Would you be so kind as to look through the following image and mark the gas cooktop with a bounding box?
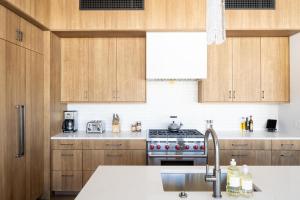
[148,129,204,139]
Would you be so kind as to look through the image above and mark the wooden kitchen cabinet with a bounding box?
[51,171,82,192]
[208,140,272,150]
[199,38,233,102]
[60,37,146,103]
[88,38,117,102]
[261,37,289,102]
[0,5,6,40]
[61,38,89,102]
[5,8,21,45]
[272,140,300,150]
[271,150,300,166]
[51,140,82,150]
[116,38,146,102]
[52,150,83,171]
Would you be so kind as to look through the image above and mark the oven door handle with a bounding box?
[148,154,208,158]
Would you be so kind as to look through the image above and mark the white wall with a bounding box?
[279,33,300,132]
[68,81,278,132]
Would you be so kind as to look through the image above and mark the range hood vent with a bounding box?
[79,0,144,10]
[225,0,275,9]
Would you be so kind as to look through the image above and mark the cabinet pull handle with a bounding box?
[20,31,24,42]
[62,174,74,177]
[106,144,122,146]
[280,154,293,157]
[60,143,74,146]
[16,105,25,158]
[232,144,248,147]
[106,154,122,157]
[232,154,248,157]
[61,154,74,157]
[229,91,232,99]
[281,144,294,147]
[232,91,236,99]
[16,29,20,41]
[262,91,265,99]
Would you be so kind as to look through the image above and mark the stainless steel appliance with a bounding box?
[86,120,105,133]
[147,129,207,166]
[62,111,78,132]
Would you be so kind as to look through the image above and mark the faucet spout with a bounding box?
[204,128,222,198]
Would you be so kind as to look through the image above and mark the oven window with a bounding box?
[161,160,194,166]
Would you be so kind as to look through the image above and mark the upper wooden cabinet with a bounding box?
[199,37,290,103]
[61,37,146,103]
[261,37,289,102]
[232,38,261,102]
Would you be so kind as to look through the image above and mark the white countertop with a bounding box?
[76,165,300,200]
[51,130,300,140]
[51,131,147,140]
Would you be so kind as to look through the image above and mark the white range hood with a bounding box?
[146,32,207,80]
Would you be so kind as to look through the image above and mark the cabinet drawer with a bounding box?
[83,171,95,186]
[83,150,105,170]
[272,140,300,150]
[51,140,82,150]
[209,150,271,166]
[104,150,146,165]
[52,150,82,171]
[272,150,300,166]
[82,140,146,150]
[51,171,82,192]
[209,140,271,150]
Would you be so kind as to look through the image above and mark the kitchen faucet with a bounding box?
[204,128,222,198]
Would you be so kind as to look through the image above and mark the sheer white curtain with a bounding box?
[206,0,226,45]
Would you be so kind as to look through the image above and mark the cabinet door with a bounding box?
[25,51,44,200]
[88,38,117,102]
[61,38,89,102]
[233,38,261,102]
[104,150,146,165]
[261,37,289,102]
[19,18,31,49]
[200,38,233,102]
[272,151,300,166]
[0,5,6,40]
[116,38,146,102]
[5,42,26,200]
[6,9,20,45]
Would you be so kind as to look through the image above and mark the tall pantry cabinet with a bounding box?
[0,5,44,200]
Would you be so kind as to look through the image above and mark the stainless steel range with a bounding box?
[147,129,207,166]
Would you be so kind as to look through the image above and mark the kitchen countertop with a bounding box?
[75,165,300,200]
[51,130,300,140]
[51,131,147,140]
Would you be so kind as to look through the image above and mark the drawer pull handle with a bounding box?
[281,144,294,147]
[106,154,122,157]
[106,144,122,147]
[61,154,74,157]
[61,174,74,177]
[280,154,293,157]
[232,144,248,147]
[232,154,248,157]
[60,144,74,146]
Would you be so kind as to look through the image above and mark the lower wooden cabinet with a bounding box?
[272,151,300,166]
[83,171,94,186]
[52,150,82,171]
[51,171,82,192]
[209,150,272,166]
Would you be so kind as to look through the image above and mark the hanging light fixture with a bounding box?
[206,0,226,45]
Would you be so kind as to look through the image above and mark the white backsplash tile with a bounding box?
[68,81,279,132]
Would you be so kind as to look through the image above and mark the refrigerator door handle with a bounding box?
[16,105,25,158]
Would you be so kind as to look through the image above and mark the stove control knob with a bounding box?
[193,145,199,150]
[165,144,170,150]
[175,145,181,151]
[156,144,161,150]
[185,145,190,150]
[150,144,155,150]
[200,145,205,150]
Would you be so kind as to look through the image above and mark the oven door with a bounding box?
[147,154,207,166]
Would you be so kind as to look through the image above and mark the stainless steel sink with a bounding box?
[161,173,261,192]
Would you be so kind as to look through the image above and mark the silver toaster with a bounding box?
[86,120,105,133]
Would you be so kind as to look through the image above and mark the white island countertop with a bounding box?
[51,130,300,140]
[76,165,300,200]
[51,131,147,140]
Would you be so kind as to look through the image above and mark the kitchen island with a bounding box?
[75,165,300,200]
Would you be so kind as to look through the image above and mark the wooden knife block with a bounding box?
[112,124,120,133]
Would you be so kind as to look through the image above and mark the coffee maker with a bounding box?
[62,111,78,132]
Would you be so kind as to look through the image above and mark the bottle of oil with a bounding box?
[240,165,253,197]
[226,159,241,196]
[240,117,245,132]
[249,116,254,132]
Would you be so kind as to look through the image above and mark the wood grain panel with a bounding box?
[83,171,94,186]
[30,0,50,27]
[209,150,272,166]
[0,5,6,40]
[88,38,117,102]
[199,38,233,102]
[82,140,146,150]
[51,171,82,192]
[5,8,20,45]
[261,37,289,102]
[272,140,300,150]
[52,150,82,171]
[271,150,300,166]
[232,37,261,102]
[83,150,105,170]
[51,140,82,150]
[61,38,89,102]
[208,140,271,150]
[116,37,146,102]
[104,150,146,165]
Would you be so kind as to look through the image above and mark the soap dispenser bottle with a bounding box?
[226,159,241,196]
[240,165,253,197]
